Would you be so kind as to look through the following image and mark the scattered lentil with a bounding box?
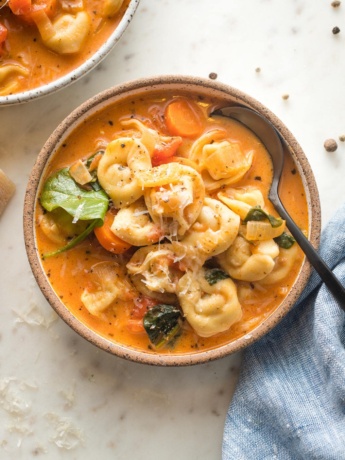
[255,67,261,73]
[332,26,341,34]
[282,93,289,100]
[339,135,345,142]
[331,1,341,7]
[324,138,338,152]
[208,72,217,80]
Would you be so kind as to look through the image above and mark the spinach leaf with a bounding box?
[40,168,108,222]
[143,304,182,348]
[244,205,283,228]
[274,232,296,249]
[40,168,109,257]
[204,268,230,286]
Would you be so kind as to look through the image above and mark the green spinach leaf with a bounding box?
[204,268,230,286]
[274,232,296,249]
[39,168,109,257]
[143,304,182,348]
[40,168,109,222]
[244,205,283,228]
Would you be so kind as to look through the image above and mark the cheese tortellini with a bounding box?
[217,236,280,282]
[81,262,133,316]
[189,129,254,191]
[181,197,240,261]
[126,244,183,304]
[34,11,91,55]
[97,137,152,208]
[176,268,242,337]
[141,163,205,237]
[0,64,29,96]
[111,198,163,246]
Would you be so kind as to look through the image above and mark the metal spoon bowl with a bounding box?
[213,105,345,308]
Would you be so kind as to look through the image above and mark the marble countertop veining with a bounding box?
[1,1,344,459]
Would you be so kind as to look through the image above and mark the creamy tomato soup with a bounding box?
[0,0,130,95]
[35,90,309,355]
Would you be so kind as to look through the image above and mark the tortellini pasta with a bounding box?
[121,118,159,155]
[217,236,280,282]
[111,198,163,246]
[181,197,240,261]
[176,268,242,337]
[141,163,205,237]
[34,12,91,55]
[218,187,265,220]
[97,137,151,208]
[81,262,133,316]
[103,0,124,17]
[259,244,299,285]
[189,130,254,191]
[0,64,29,96]
[126,244,183,304]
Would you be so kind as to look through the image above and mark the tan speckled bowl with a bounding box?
[0,0,140,106]
[23,75,321,366]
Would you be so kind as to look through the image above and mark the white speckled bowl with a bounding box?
[0,0,140,106]
[23,75,321,366]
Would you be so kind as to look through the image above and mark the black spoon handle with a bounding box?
[272,198,345,309]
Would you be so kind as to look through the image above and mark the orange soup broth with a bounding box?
[0,0,130,95]
[35,90,309,355]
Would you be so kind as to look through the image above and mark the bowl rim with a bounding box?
[0,0,140,107]
[23,75,321,366]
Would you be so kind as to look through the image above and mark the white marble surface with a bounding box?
[1,1,344,458]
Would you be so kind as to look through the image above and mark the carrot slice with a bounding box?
[165,98,204,139]
[94,209,132,254]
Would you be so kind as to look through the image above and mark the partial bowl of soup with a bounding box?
[23,75,320,366]
[0,0,139,105]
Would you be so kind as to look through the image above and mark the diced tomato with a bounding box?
[0,24,7,55]
[8,0,56,24]
[131,296,157,319]
[151,136,183,166]
[126,319,145,334]
[8,0,32,15]
[0,24,7,42]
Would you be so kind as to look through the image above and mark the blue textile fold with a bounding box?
[222,203,345,460]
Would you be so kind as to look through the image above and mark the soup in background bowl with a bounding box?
[0,0,139,105]
[23,75,320,366]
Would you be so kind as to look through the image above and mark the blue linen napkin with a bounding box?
[222,203,345,460]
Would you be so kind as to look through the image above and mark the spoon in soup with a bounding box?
[213,105,345,308]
